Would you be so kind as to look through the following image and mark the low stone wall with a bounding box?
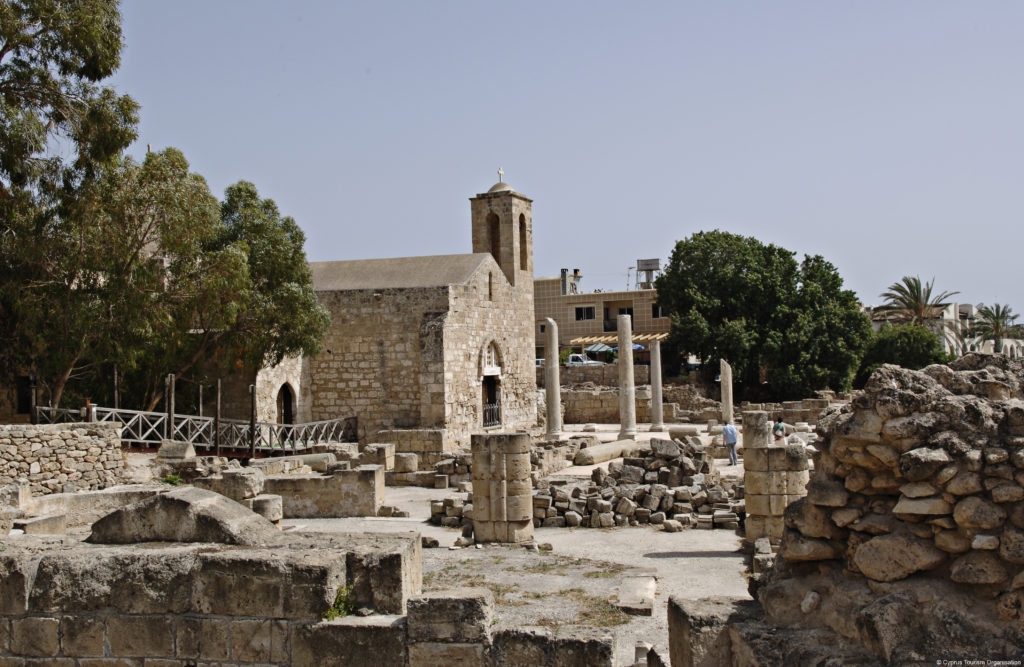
[538,364,649,387]
[375,428,455,468]
[562,386,653,423]
[0,422,126,496]
[0,536,614,665]
[263,465,384,518]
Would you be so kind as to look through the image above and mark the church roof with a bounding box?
[309,253,493,291]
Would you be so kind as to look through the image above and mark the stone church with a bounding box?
[234,177,538,463]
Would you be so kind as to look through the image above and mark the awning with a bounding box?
[611,342,647,351]
[570,332,669,345]
[584,343,613,353]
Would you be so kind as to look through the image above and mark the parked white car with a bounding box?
[565,353,604,367]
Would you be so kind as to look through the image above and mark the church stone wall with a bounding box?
[443,264,537,447]
[306,287,448,442]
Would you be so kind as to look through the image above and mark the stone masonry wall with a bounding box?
[444,263,537,446]
[0,422,125,496]
[757,355,1024,661]
[307,287,448,442]
[562,386,653,423]
[537,363,649,387]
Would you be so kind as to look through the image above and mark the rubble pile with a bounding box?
[532,437,742,530]
[752,355,1024,662]
[429,437,744,532]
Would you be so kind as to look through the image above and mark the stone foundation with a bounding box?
[263,465,385,518]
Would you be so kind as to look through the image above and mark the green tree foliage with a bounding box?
[656,231,871,400]
[971,303,1022,354]
[0,0,137,195]
[874,275,958,325]
[854,324,949,388]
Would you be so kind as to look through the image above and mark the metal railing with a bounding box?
[483,402,501,428]
[35,405,356,454]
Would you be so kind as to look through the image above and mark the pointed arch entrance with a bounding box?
[480,340,503,428]
[276,384,295,424]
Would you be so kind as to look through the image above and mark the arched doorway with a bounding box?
[481,341,502,427]
[276,384,295,424]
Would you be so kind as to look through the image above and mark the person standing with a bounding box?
[722,420,739,466]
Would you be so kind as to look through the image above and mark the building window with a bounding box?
[652,304,665,319]
[539,323,546,333]
[575,306,596,321]
[487,212,500,263]
[519,214,527,270]
[488,272,493,300]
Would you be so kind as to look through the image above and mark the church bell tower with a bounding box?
[470,168,533,287]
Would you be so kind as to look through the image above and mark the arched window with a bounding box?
[487,212,500,263]
[519,214,527,270]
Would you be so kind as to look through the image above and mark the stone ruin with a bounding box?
[670,354,1024,664]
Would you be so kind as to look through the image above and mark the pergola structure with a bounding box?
[569,332,668,347]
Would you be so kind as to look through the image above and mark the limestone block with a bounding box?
[364,443,396,471]
[156,439,196,460]
[263,465,384,518]
[778,531,840,562]
[892,495,953,515]
[667,596,760,667]
[10,616,59,656]
[407,588,493,643]
[242,493,284,523]
[853,534,946,582]
[230,618,288,663]
[291,616,407,667]
[410,642,487,666]
[953,496,1007,530]
[193,467,266,502]
[394,452,419,473]
[193,547,346,618]
[87,486,280,546]
[61,614,105,656]
[250,452,336,473]
[573,440,639,466]
[950,551,1008,584]
[13,514,66,535]
[29,545,200,614]
[107,614,174,657]
[505,494,532,522]
[491,626,615,667]
[344,532,423,614]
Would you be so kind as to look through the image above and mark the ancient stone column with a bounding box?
[720,359,734,425]
[618,314,636,440]
[544,318,562,438]
[471,432,534,543]
[649,339,664,432]
[741,410,808,546]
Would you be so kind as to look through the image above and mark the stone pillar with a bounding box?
[649,339,664,432]
[720,359,733,425]
[471,432,534,543]
[742,410,809,546]
[617,314,636,440]
[544,318,562,438]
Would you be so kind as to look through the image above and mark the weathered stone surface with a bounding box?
[784,498,844,540]
[87,486,281,546]
[573,440,640,466]
[407,588,492,643]
[264,465,384,518]
[899,448,953,482]
[662,519,683,533]
[491,625,615,667]
[953,496,1006,530]
[853,534,945,582]
[806,478,848,507]
[667,596,760,667]
[650,438,681,459]
[950,551,1008,584]
[193,468,266,502]
[892,495,952,515]
[291,616,407,667]
[1000,524,1024,564]
[779,530,840,562]
[945,471,983,495]
[934,529,972,553]
[992,483,1024,503]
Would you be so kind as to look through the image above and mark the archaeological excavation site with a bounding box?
[2,178,1023,665]
[3,351,1023,664]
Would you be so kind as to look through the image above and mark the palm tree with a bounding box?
[876,276,959,325]
[971,303,1022,354]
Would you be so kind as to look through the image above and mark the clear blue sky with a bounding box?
[109,2,1024,309]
